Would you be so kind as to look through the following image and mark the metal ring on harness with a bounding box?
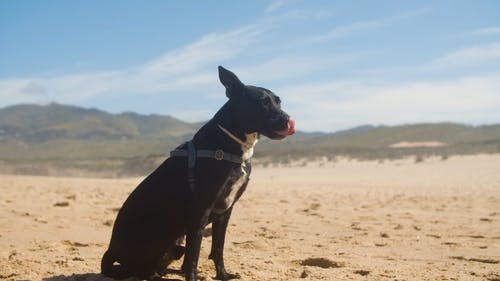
[214,150,224,160]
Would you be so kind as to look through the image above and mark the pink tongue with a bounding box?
[275,117,296,136]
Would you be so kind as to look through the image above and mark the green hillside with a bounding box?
[257,123,500,161]
[0,103,200,176]
[0,103,197,142]
[1,103,499,177]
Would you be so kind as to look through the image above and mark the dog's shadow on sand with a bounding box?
[42,273,182,281]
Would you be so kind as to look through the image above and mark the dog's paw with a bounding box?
[215,271,241,280]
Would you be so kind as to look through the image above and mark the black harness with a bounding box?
[169,140,247,192]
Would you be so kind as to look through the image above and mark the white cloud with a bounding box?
[278,74,500,131]
[309,8,429,43]
[0,79,48,105]
[264,0,287,14]
[232,53,361,84]
[0,71,126,108]
[0,23,265,108]
[138,24,262,78]
[171,108,215,123]
[469,27,500,35]
[47,71,122,100]
[354,41,500,79]
[433,42,500,67]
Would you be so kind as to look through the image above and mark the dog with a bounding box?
[101,66,295,281]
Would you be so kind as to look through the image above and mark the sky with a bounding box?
[1,0,499,132]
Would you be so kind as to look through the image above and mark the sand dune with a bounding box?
[1,155,499,280]
[388,141,447,148]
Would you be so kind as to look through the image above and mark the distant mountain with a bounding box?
[0,103,198,142]
[291,131,328,139]
[330,124,380,136]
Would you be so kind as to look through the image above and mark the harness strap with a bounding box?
[187,141,196,191]
[170,147,244,164]
[169,140,245,192]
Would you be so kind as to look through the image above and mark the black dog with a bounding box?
[101,66,295,281]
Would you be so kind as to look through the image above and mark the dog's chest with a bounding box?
[212,165,249,214]
[211,133,257,214]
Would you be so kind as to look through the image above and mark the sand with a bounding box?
[1,154,499,281]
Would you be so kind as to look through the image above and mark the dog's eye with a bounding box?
[275,97,281,104]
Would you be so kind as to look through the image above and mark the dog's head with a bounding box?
[218,66,295,140]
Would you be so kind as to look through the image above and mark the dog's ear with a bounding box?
[218,66,244,98]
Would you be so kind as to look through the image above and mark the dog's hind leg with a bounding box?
[209,209,240,280]
[101,250,133,279]
[156,237,185,275]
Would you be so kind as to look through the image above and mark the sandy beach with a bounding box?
[1,154,499,281]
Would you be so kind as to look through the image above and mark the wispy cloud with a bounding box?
[0,79,46,105]
[468,27,500,35]
[0,22,266,109]
[433,42,500,68]
[353,41,500,80]
[309,8,429,43]
[0,71,122,106]
[279,73,500,131]
[264,0,287,14]
[138,24,263,78]
[233,53,361,84]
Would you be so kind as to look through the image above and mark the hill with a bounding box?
[256,123,500,162]
[0,103,197,142]
[1,103,499,176]
[0,103,200,176]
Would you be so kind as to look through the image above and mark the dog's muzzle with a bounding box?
[273,117,296,136]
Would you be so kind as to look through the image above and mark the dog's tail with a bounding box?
[101,249,131,279]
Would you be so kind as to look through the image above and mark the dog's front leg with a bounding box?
[209,208,240,280]
[183,210,210,281]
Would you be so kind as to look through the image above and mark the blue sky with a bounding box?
[1,0,499,132]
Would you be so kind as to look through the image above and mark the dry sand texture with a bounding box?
[1,155,499,280]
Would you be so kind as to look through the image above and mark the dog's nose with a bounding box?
[274,117,296,136]
[287,117,296,135]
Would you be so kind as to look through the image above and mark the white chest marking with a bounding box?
[224,167,247,207]
[212,127,259,214]
[241,132,258,161]
[217,124,258,162]
[212,167,248,214]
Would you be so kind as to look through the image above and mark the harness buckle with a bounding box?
[214,149,224,160]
